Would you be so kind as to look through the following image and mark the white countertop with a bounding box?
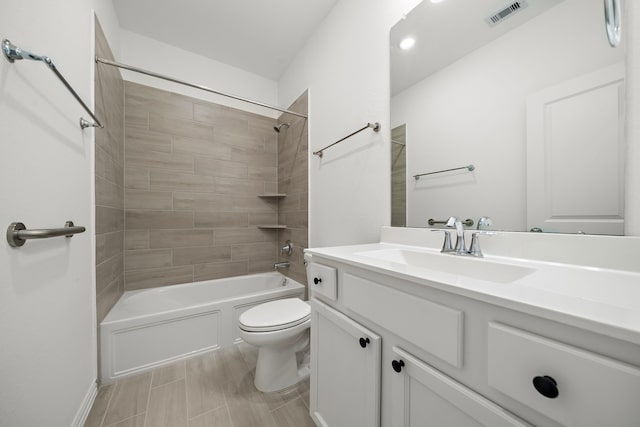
[305,240,640,346]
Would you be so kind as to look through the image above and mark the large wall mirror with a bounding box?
[390,0,626,234]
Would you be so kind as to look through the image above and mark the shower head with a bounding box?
[273,123,290,133]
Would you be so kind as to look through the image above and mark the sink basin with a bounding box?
[355,248,534,283]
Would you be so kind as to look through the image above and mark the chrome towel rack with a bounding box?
[313,122,381,158]
[414,164,475,180]
[428,218,474,227]
[2,39,103,129]
[7,221,86,247]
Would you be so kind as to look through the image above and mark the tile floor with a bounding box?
[84,343,314,427]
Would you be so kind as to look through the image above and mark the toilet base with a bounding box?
[253,333,310,393]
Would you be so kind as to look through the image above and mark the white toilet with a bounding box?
[238,298,311,392]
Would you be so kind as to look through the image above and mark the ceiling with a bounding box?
[112,0,339,81]
[390,0,565,95]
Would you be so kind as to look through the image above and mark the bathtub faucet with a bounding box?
[273,262,290,270]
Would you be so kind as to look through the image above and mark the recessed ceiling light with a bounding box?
[399,37,416,50]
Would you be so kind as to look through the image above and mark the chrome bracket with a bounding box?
[2,39,16,62]
[7,222,27,247]
[79,118,101,129]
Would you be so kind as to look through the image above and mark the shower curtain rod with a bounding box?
[95,57,308,119]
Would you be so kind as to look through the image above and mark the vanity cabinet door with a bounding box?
[390,347,531,427]
[310,299,381,427]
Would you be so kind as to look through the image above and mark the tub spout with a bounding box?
[274,262,290,270]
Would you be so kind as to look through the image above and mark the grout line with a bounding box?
[150,374,185,390]
[103,412,143,427]
[225,404,235,427]
[181,369,189,427]
[184,358,191,420]
[222,381,235,427]
[98,382,117,427]
[141,376,152,427]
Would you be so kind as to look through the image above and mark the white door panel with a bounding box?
[526,63,625,235]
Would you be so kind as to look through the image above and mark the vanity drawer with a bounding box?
[488,322,640,426]
[342,273,463,368]
[307,262,337,301]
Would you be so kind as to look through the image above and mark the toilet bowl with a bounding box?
[238,298,311,392]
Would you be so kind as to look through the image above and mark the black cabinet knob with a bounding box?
[533,375,559,399]
[313,277,322,285]
[392,359,405,373]
[359,337,370,348]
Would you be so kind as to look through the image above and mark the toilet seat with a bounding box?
[239,298,310,332]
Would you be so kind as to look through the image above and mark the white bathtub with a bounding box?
[100,272,305,383]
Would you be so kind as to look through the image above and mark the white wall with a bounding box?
[0,1,119,426]
[391,0,623,230]
[278,0,422,247]
[626,1,640,236]
[119,30,280,118]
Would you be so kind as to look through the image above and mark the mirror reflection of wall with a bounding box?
[391,125,407,227]
[390,0,626,234]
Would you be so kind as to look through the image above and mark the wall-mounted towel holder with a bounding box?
[7,221,86,247]
[313,122,381,158]
[414,164,475,180]
[2,39,103,129]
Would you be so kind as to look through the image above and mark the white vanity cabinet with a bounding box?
[306,257,640,427]
[310,298,381,427]
[390,346,530,427]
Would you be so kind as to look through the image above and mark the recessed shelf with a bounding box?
[256,224,287,229]
[258,193,287,198]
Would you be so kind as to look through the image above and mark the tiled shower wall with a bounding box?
[95,18,125,323]
[277,92,309,286]
[123,82,282,290]
[391,124,406,227]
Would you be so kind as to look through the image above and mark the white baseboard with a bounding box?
[72,380,98,427]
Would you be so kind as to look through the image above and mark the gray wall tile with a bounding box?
[125,190,173,210]
[95,16,125,323]
[194,157,248,179]
[214,228,268,245]
[126,210,194,230]
[124,249,173,271]
[125,169,150,190]
[126,148,194,172]
[125,230,149,250]
[125,127,173,153]
[149,171,215,193]
[173,192,234,212]
[173,246,232,266]
[172,136,232,159]
[149,229,213,248]
[125,266,194,290]
[149,113,214,140]
[276,92,309,288]
[194,212,249,228]
[193,261,249,282]
[123,83,294,291]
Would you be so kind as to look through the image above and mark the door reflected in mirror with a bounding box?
[390,0,626,235]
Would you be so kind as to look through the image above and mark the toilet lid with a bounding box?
[239,298,310,332]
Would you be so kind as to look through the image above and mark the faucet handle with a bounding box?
[431,229,453,253]
[476,216,493,230]
[468,231,496,257]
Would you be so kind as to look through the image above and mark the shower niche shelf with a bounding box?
[258,193,286,198]
[257,224,287,229]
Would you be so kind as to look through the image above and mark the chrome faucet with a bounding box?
[446,216,468,255]
[273,261,290,270]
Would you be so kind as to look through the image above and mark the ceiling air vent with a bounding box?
[486,0,529,27]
